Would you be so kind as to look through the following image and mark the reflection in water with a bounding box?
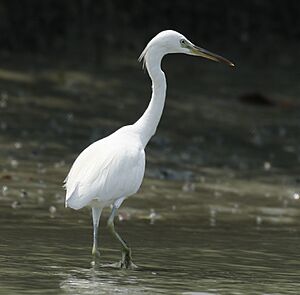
[0,59,300,294]
[1,211,299,294]
[60,267,156,295]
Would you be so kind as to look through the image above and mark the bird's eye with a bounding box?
[180,39,186,45]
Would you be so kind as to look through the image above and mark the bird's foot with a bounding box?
[91,248,101,267]
[118,248,138,270]
[116,259,138,270]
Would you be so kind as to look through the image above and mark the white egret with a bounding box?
[64,30,234,269]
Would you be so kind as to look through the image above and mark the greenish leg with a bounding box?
[107,205,137,269]
[92,207,102,259]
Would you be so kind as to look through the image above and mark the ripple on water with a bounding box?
[0,61,300,294]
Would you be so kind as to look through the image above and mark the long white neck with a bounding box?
[133,49,166,147]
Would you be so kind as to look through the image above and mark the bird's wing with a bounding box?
[65,135,145,209]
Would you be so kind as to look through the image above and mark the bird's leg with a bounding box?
[92,207,102,259]
[107,205,137,269]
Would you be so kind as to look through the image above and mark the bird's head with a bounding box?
[139,30,234,67]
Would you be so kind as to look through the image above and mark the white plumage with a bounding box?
[65,126,145,210]
[64,30,234,269]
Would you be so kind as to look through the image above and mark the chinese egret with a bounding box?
[64,30,234,269]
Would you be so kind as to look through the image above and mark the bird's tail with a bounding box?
[65,183,88,210]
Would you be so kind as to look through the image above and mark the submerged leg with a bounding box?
[92,207,102,259]
[107,204,137,269]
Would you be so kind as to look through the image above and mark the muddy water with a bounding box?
[0,56,299,294]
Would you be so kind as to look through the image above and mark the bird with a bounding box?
[64,30,234,269]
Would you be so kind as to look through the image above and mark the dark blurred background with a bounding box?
[0,0,299,167]
[1,2,300,293]
[0,0,299,64]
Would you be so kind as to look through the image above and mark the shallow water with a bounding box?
[0,56,300,294]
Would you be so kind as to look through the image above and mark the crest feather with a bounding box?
[138,44,150,69]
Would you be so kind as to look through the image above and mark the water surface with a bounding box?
[0,57,299,294]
